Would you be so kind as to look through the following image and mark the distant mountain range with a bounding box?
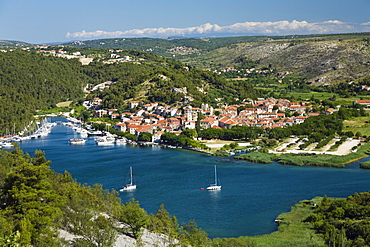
[0,40,31,48]
[2,32,370,85]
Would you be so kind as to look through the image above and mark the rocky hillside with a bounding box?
[65,33,370,86]
[179,36,370,86]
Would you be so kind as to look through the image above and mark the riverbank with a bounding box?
[240,197,326,246]
[59,197,326,247]
[235,142,370,168]
[30,116,370,169]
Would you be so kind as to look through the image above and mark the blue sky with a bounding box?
[1,0,370,44]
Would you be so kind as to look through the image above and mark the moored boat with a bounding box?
[69,138,86,145]
[1,141,13,148]
[120,166,137,191]
[95,135,115,145]
[116,138,127,145]
[206,165,222,191]
[87,130,103,137]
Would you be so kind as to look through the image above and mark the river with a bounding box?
[18,117,370,238]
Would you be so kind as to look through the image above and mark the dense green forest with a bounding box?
[0,50,87,134]
[85,58,260,109]
[305,192,370,246]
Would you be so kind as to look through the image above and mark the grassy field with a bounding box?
[343,116,370,136]
[286,91,335,101]
[285,93,370,105]
[360,160,370,169]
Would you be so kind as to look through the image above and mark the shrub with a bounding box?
[235,152,276,164]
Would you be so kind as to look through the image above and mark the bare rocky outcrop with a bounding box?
[59,228,179,247]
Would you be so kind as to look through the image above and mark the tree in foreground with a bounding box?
[1,148,64,246]
[115,199,149,239]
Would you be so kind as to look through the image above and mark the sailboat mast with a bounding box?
[130,166,133,185]
[214,165,217,185]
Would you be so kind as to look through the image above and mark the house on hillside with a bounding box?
[110,113,120,119]
[114,122,126,132]
[308,112,320,117]
[200,118,219,129]
[107,109,117,115]
[354,100,370,107]
[219,117,239,129]
[94,110,108,118]
[129,101,141,109]
[167,118,181,130]
[183,121,196,129]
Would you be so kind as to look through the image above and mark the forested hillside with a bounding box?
[63,36,266,56]
[0,49,260,135]
[0,50,87,134]
[84,56,259,109]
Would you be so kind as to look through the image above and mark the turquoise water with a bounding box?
[19,118,370,238]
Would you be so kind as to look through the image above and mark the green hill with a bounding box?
[0,40,31,48]
[0,49,260,135]
[0,50,87,134]
[63,33,370,85]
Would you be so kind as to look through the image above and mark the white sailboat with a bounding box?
[206,165,222,190]
[119,166,137,191]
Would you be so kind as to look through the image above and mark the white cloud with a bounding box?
[66,20,369,40]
